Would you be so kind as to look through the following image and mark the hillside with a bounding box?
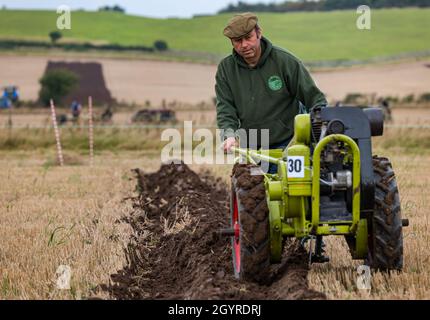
[0,8,429,62]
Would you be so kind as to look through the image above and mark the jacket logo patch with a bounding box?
[268,75,283,91]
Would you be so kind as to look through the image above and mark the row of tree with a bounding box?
[46,31,168,51]
[219,0,430,13]
[98,5,125,13]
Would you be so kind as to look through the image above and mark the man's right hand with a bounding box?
[223,137,238,153]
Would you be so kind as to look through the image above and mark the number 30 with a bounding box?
[288,159,302,172]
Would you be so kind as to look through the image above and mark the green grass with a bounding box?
[0,127,166,151]
[0,8,429,62]
[1,127,429,153]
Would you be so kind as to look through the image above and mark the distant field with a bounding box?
[2,55,430,104]
[1,108,430,153]
[0,8,429,62]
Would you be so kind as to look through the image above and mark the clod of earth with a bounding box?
[100,162,325,300]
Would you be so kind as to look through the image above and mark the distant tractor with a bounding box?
[335,102,392,123]
[379,99,392,122]
[3,86,19,103]
[57,105,114,126]
[131,109,177,124]
[58,114,69,126]
[98,105,114,124]
[0,96,11,109]
[1,86,19,108]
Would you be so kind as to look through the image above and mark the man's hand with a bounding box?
[223,137,238,153]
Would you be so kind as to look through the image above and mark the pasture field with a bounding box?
[0,8,429,62]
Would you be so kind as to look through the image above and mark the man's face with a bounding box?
[231,29,261,60]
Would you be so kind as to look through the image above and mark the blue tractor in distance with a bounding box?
[1,86,19,109]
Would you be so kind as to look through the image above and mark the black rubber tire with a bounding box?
[366,156,403,271]
[231,164,270,283]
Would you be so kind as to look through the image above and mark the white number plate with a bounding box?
[287,156,305,178]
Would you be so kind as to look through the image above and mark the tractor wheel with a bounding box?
[366,156,403,271]
[230,164,270,283]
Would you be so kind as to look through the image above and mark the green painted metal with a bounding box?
[267,199,283,262]
[231,146,282,165]
[353,219,369,259]
[293,196,309,237]
[282,118,312,240]
[231,146,282,183]
[231,128,365,264]
[292,114,311,145]
[267,181,283,201]
[311,134,361,232]
[316,225,351,235]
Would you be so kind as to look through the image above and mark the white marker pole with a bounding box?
[50,99,64,166]
[88,96,94,167]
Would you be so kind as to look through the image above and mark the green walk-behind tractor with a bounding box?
[222,106,409,283]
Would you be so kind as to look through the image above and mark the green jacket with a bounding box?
[215,37,327,145]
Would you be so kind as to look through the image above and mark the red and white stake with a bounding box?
[50,99,64,166]
[88,96,94,167]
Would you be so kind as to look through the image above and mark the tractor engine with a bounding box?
[309,106,384,222]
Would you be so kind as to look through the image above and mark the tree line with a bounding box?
[218,0,430,13]
[98,5,125,13]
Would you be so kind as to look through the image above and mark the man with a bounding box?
[215,12,327,172]
[70,100,82,123]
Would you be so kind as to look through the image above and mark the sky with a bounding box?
[0,0,289,18]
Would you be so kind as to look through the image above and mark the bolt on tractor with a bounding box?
[222,106,409,283]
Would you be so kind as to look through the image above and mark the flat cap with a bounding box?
[223,12,258,39]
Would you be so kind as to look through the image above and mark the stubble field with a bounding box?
[1,109,429,299]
